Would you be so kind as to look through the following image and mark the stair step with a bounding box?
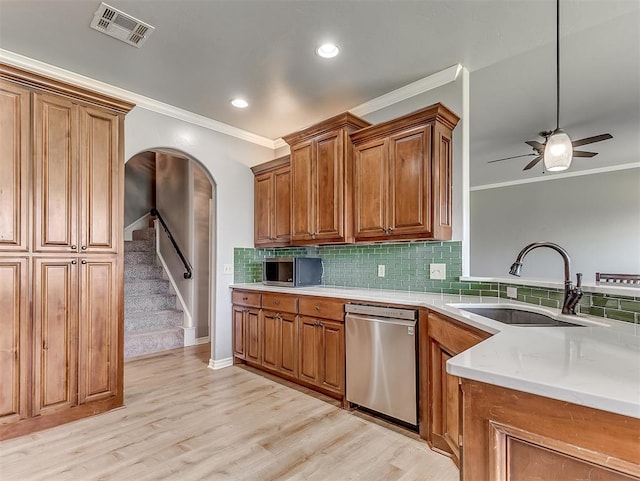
[125,279,170,297]
[125,309,183,332]
[125,264,164,281]
[132,228,155,241]
[125,293,176,313]
[125,250,156,265]
[124,240,154,252]
[124,328,184,359]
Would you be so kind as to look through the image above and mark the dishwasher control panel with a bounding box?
[345,303,416,321]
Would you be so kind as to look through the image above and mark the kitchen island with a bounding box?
[231,283,640,480]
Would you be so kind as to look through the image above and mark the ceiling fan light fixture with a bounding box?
[544,129,573,171]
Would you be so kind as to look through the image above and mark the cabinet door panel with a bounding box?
[0,259,29,423]
[291,141,314,241]
[273,167,291,243]
[433,125,453,239]
[389,127,431,235]
[262,311,279,371]
[320,320,344,394]
[354,138,387,239]
[232,306,245,359]
[32,258,78,416]
[298,316,320,384]
[279,313,298,378]
[0,81,29,252]
[314,131,342,239]
[254,172,273,245]
[245,308,261,364]
[80,107,119,253]
[78,258,119,404]
[33,93,78,252]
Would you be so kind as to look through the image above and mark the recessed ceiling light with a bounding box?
[316,43,340,58]
[230,98,249,109]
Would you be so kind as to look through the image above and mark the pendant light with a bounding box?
[544,0,573,171]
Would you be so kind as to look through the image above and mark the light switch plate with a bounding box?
[377,265,385,277]
[429,263,446,280]
[506,286,518,298]
[223,264,233,275]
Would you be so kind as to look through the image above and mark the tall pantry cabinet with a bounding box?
[0,64,134,440]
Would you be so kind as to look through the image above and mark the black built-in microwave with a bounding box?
[262,257,323,287]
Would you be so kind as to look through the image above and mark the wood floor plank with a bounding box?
[0,344,458,481]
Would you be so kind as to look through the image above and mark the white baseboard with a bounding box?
[182,326,197,346]
[196,336,210,345]
[124,213,151,241]
[208,357,233,370]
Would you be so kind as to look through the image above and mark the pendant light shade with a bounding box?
[544,128,573,171]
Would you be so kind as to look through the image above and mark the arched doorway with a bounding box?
[124,149,216,357]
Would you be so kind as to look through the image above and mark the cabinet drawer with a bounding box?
[262,293,297,313]
[232,290,261,308]
[299,297,344,321]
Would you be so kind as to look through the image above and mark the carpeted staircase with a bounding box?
[124,227,184,358]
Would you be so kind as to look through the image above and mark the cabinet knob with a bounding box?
[242,296,248,300]
[388,227,394,232]
[314,306,320,311]
[81,260,87,264]
[274,300,280,305]
[81,245,87,250]
[71,260,77,265]
[71,245,77,250]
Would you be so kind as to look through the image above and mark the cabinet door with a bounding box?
[33,93,79,253]
[32,258,78,416]
[354,137,388,240]
[0,259,29,424]
[79,106,119,253]
[245,308,261,364]
[254,172,273,246]
[319,319,344,394]
[77,258,119,404]
[0,81,30,252]
[232,306,246,360]
[313,131,343,241]
[262,310,280,372]
[279,312,298,378]
[298,316,321,385]
[388,126,431,237]
[272,167,291,244]
[290,141,314,241]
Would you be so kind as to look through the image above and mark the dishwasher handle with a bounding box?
[345,313,416,328]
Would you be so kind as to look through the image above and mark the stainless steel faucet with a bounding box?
[509,242,583,315]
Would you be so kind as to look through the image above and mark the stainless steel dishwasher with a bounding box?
[345,304,418,426]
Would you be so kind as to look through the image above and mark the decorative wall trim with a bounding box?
[124,212,151,241]
[208,357,233,370]
[154,220,193,328]
[471,162,640,191]
[0,48,276,149]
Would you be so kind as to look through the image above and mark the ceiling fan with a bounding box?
[489,0,613,172]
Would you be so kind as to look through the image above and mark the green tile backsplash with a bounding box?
[234,243,639,324]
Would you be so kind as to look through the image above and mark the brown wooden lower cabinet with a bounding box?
[298,316,345,395]
[423,311,491,467]
[461,379,640,481]
[262,309,298,378]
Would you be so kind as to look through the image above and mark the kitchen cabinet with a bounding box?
[461,379,640,481]
[350,103,459,242]
[0,64,132,441]
[251,156,291,247]
[232,290,262,363]
[261,293,298,378]
[283,112,370,245]
[423,310,491,467]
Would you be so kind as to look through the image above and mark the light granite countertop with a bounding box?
[231,283,640,419]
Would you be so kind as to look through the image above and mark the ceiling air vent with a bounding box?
[90,2,155,48]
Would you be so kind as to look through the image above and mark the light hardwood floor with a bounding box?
[0,344,459,481]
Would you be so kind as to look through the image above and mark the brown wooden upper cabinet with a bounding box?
[283,112,371,245]
[350,103,459,242]
[251,156,291,247]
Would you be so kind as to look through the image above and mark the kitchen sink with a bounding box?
[458,306,581,327]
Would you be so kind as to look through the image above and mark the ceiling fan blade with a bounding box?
[572,151,597,158]
[523,155,543,171]
[525,140,545,150]
[572,133,613,147]
[488,153,536,163]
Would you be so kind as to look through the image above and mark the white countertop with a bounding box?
[231,283,640,419]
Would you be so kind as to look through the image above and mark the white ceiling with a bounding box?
[1,0,639,185]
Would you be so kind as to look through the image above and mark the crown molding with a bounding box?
[0,49,277,149]
[349,64,462,117]
[470,162,640,191]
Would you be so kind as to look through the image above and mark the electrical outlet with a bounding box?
[223,264,233,275]
[429,263,446,280]
[377,265,385,277]
[506,286,518,298]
